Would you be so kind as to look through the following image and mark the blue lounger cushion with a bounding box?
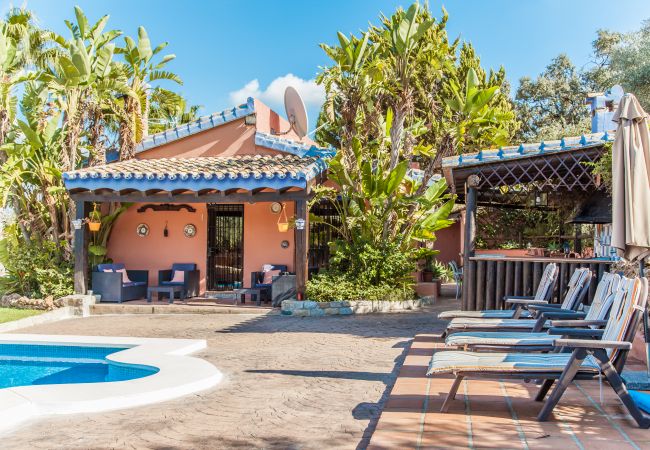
[629,391,650,413]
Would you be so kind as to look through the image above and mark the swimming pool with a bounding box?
[0,343,158,389]
[0,334,222,435]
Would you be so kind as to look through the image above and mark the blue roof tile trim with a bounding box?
[442,131,613,169]
[63,155,330,193]
[135,97,256,154]
[255,131,335,158]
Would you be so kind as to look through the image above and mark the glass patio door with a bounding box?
[207,204,244,291]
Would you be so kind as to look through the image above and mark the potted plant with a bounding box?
[418,258,449,297]
[87,203,101,232]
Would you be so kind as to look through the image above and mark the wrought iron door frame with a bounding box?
[206,204,244,291]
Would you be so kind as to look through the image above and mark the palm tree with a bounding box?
[115,26,181,160]
[148,87,201,134]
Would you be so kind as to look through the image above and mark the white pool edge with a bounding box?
[0,334,223,434]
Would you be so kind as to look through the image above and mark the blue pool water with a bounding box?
[0,343,159,389]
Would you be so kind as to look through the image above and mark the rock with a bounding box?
[339,307,354,315]
[324,308,340,315]
[309,308,325,317]
[292,309,310,317]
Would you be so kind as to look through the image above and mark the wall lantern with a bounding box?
[72,219,83,230]
[294,218,306,230]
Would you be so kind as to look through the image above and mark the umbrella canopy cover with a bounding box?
[611,93,650,261]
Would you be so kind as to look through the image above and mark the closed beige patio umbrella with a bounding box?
[611,92,650,375]
[611,93,650,261]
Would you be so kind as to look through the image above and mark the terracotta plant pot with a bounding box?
[277,222,289,233]
[88,221,101,232]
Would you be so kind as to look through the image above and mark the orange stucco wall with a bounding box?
[136,118,282,160]
[242,202,295,287]
[106,201,296,293]
[107,203,209,291]
[434,220,462,264]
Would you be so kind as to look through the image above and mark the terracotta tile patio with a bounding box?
[368,334,650,449]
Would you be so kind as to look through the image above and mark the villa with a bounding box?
[63,98,337,300]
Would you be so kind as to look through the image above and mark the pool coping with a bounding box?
[0,334,222,434]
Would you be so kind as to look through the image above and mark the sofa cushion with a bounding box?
[170,270,185,283]
[115,268,132,284]
[172,263,196,272]
[123,281,146,287]
[262,270,281,284]
[161,281,184,286]
[98,263,125,272]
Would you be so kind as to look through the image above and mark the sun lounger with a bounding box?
[427,277,650,427]
[443,268,592,336]
[445,272,621,351]
[438,263,558,320]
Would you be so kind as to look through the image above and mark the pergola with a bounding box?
[442,132,612,310]
[63,153,330,297]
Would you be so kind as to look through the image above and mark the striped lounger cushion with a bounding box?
[427,351,601,375]
[445,331,560,347]
[446,318,542,331]
[438,310,531,320]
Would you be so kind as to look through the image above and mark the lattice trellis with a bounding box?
[457,146,608,206]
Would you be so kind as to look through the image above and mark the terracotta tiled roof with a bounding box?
[63,154,329,193]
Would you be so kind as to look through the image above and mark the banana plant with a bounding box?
[445,67,512,148]
[114,25,182,159]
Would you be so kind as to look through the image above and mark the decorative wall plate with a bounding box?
[184,223,197,238]
[136,223,149,237]
[270,202,283,214]
[281,240,290,249]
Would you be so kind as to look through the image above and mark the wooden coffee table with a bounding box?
[147,285,185,304]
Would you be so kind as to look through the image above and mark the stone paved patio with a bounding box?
[3,304,451,449]
[368,335,650,449]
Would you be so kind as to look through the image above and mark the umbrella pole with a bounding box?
[641,258,650,377]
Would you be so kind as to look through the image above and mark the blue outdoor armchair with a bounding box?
[251,264,288,301]
[158,263,201,299]
[92,263,148,303]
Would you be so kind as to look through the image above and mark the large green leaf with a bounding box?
[385,160,408,195]
[17,120,42,150]
[137,26,153,63]
[74,6,89,38]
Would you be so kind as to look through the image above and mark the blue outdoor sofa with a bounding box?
[92,263,148,303]
[158,263,201,300]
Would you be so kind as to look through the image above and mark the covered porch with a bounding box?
[442,132,614,310]
[64,153,330,303]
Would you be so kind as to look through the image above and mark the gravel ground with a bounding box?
[3,303,452,449]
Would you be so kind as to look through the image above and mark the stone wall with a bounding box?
[281,297,435,317]
[0,293,93,312]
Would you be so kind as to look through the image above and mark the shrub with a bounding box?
[0,237,74,299]
[306,272,415,302]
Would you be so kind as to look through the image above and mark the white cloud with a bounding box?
[229,73,325,109]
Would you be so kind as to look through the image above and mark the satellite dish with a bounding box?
[283,86,309,138]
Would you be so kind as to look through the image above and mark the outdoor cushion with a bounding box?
[446,331,561,347]
[446,318,542,331]
[98,263,125,272]
[629,391,650,414]
[116,268,132,284]
[427,351,600,376]
[262,270,281,284]
[439,310,531,320]
[161,281,184,286]
[122,281,146,287]
[170,271,185,283]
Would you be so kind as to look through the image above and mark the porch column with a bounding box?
[294,198,308,298]
[73,200,89,294]
[462,175,479,310]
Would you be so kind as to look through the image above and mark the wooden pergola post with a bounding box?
[73,200,89,294]
[294,198,308,298]
[462,175,479,310]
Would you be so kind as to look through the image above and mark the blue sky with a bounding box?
[5,0,650,131]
